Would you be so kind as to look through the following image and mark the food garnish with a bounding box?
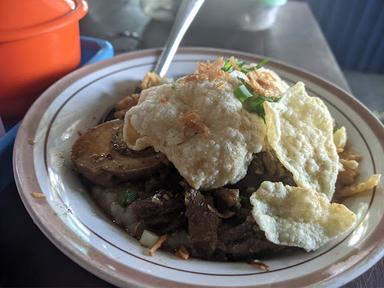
[176,247,190,260]
[264,82,339,199]
[221,57,269,74]
[123,80,266,189]
[71,56,381,264]
[148,235,167,256]
[221,57,281,118]
[247,259,270,272]
[333,126,347,152]
[117,186,138,207]
[31,191,45,199]
[250,181,356,251]
[336,174,381,197]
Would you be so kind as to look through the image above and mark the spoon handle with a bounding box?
[153,0,205,77]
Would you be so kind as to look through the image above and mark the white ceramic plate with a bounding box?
[14,48,384,287]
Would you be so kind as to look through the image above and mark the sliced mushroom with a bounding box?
[71,120,167,186]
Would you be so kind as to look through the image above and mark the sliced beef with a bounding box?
[235,151,295,195]
[260,151,295,185]
[162,230,192,253]
[217,216,284,260]
[185,189,220,258]
[130,190,186,234]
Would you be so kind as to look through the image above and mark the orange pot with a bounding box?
[0,0,88,122]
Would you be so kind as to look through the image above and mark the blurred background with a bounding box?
[80,0,384,121]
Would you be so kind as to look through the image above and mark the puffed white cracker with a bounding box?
[333,126,347,150]
[124,79,266,190]
[250,181,356,251]
[264,82,339,199]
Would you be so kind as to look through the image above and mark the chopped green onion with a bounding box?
[244,96,266,117]
[234,84,253,102]
[221,60,234,72]
[241,59,269,74]
[236,60,245,68]
[244,95,281,118]
[256,58,269,69]
[240,67,252,74]
[118,187,138,207]
[222,57,269,74]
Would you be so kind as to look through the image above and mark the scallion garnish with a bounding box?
[221,60,234,72]
[118,187,138,207]
[221,58,269,74]
[244,95,281,118]
[234,84,253,102]
[256,58,269,69]
[221,57,278,118]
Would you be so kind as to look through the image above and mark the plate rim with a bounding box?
[13,47,384,288]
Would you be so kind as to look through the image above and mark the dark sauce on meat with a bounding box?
[83,152,298,261]
[72,114,300,261]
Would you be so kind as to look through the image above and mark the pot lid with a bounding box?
[0,0,88,42]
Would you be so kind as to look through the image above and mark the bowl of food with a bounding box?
[13,47,384,287]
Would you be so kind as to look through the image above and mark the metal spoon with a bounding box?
[153,0,205,77]
[103,0,204,122]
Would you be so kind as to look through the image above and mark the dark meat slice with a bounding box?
[162,230,192,253]
[71,120,168,187]
[217,216,285,260]
[235,151,295,195]
[130,190,186,234]
[219,216,261,244]
[185,189,220,258]
[260,151,295,185]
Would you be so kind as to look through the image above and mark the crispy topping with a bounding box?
[333,127,347,151]
[247,259,270,271]
[337,168,359,187]
[339,150,362,161]
[176,247,190,260]
[179,58,232,83]
[337,174,381,197]
[114,94,140,119]
[31,192,45,199]
[264,82,339,199]
[196,58,231,81]
[340,159,359,171]
[179,111,210,137]
[251,181,356,252]
[159,97,169,104]
[148,234,167,256]
[141,72,163,90]
[336,149,361,189]
[246,70,281,97]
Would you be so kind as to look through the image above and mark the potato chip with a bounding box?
[264,82,339,199]
[333,126,347,150]
[337,168,358,186]
[340,159,359,171]
[337,174,381,197]
[250,181,356,251]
